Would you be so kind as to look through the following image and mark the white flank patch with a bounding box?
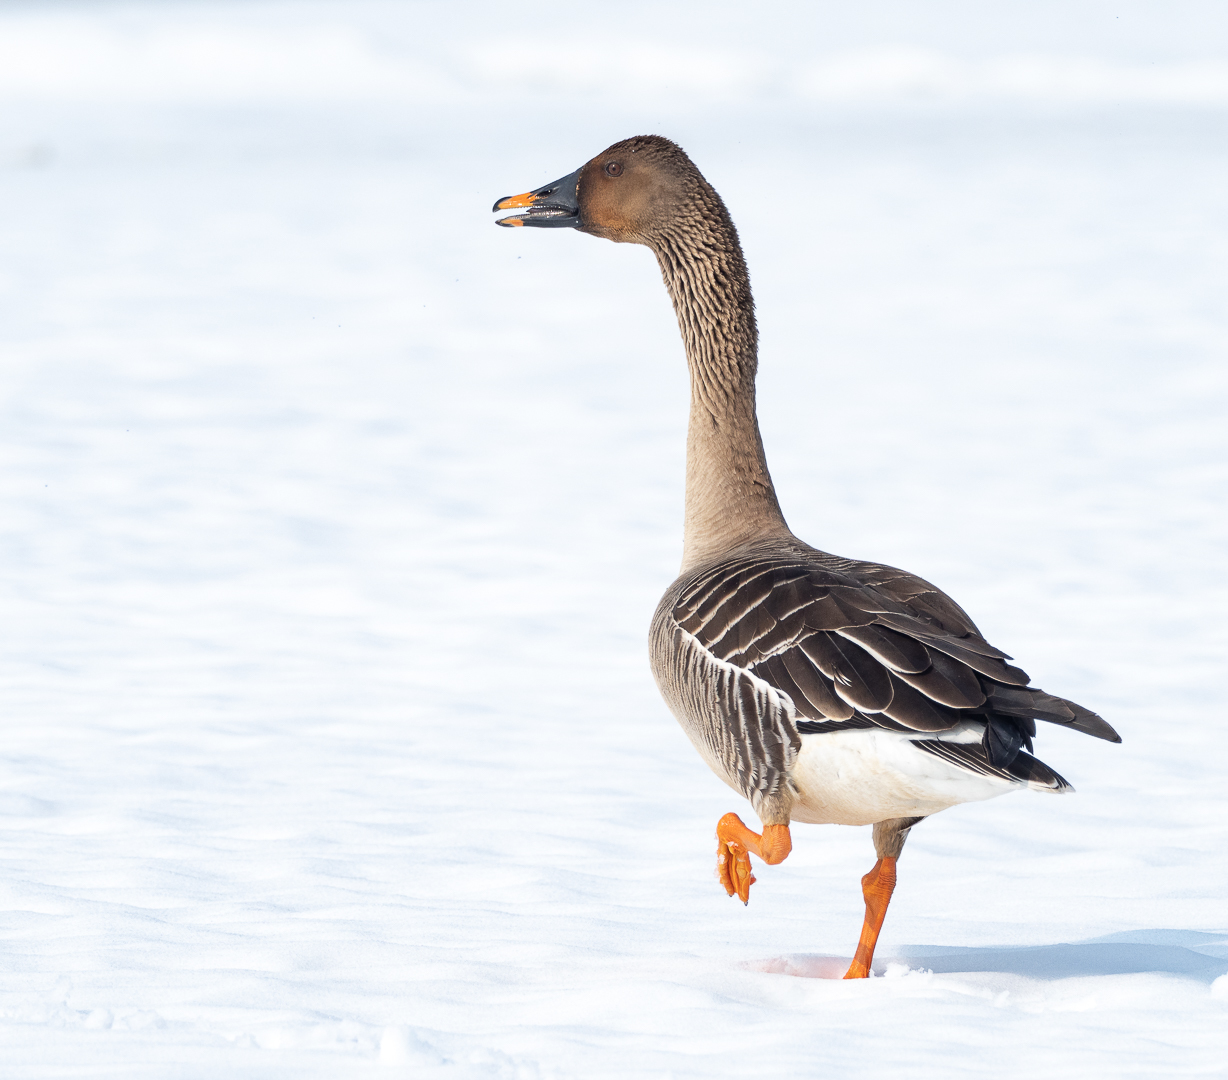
[790,727,1017,825]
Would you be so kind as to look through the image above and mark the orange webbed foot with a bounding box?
[715,813,792,905]
[717,826,755,903]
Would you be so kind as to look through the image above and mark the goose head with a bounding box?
[492,135,699,246]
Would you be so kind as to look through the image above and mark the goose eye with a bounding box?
[605,161,623,177]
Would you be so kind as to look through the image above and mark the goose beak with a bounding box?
[492,167,582,228]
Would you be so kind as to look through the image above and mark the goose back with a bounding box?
[650,537,1119,822]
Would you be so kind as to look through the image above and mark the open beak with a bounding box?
[492,167,582,228]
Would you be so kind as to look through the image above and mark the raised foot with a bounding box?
[715,812,792,905]
[717,815,751,909]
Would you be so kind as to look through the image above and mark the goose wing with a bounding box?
[671,548,1119,773]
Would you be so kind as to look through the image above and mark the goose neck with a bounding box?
[652,214,790,572]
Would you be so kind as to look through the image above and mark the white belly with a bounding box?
[789,725,1019,826]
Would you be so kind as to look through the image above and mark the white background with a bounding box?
[1,1,1226,1075]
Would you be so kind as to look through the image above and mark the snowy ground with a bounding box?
[2,1,1227,1076]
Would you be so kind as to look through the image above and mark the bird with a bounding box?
[492,136,1120,979]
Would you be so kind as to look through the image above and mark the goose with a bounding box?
[492,136,1120,979]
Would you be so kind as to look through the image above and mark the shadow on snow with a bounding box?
[750,930,1228,983]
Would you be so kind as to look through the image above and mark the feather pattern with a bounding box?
[650,616,801,822]
[651,538,1119,806]
[913,740,1073,793]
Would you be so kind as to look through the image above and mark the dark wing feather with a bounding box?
[914,739,1073,791]
[778,648,854,720]
[755,655,809,715]
[854,562,982,637]
[920,638,1030,686]
[733,609,808,667]
[881,673,959,731]
[894,649,986,708]
[679,565,779,640]
[984,684,1121,742]
[835,624,930,673]
[669,545,1120,782]
[800,632,893,712]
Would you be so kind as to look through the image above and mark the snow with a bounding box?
[1,1,1226,1076]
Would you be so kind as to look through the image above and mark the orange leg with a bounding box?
[843,857,897,979]
[715,812,792,904]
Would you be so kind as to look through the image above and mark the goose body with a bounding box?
[494,136,1119,977]
[650,537,1111,830]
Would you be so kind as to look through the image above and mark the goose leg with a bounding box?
[716,812,792,904]
[843,857,897,979]
[844,816,923,979]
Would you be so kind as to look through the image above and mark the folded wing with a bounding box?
[672,550,1120,772]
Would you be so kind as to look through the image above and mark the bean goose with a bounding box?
[492,136,1120,979]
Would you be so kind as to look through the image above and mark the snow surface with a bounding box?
[2,1,1227,1076]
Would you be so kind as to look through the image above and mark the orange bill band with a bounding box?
[493,191,538,210]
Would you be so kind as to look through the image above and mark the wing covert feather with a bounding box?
[779,647,855,720]
[800,633,894,712]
